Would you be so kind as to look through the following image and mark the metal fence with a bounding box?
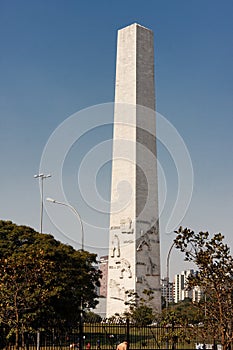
[3,322,217,350]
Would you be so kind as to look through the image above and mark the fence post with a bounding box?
[79,315,84,350]
[36,331,40,350]
[171,321,176,350]
[126,318,130,350]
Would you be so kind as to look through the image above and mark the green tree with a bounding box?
[124,289,157,326]
[84,311,102,323]
[160,310,188,350]
[0,220,101,348]
[163,298,204,326]
[160,299,205,349]
[174,227,233,350]
[0,251,53,347]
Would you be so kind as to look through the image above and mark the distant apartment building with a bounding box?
[99,255,108,297]
[90,256,108,319]
[161,277,174,304]
[174,270,193,303]
[174,269,202,303]
[192,285,202,303]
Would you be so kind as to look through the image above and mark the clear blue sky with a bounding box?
[0,0,232,278]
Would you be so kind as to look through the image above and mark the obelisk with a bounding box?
[106,23,161,317]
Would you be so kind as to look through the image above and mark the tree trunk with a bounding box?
[15,327,19,350]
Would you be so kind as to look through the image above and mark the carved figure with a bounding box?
[116,258,132,279]
[109,279,126,301]
[120,217,134,234]
[146,255,156,275]
[111,234,120,258]
[136,231,151,252]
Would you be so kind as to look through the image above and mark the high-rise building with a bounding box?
[161,278,174,304]
[174,269,202,303]
[106,23,161,317]
[192,285,202,303]
[174,270,193,303]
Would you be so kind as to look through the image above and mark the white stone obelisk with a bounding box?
[106,23,161,317]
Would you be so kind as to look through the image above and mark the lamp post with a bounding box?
[46,197,84,250]
[46,197,84,349]
[34,173,51,233]
[166,241,175,309]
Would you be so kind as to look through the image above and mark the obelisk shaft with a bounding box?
[107,23,161,317]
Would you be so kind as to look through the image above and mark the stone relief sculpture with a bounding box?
[136,275,151,289]
[109,279,126,301]
[111,234,120,258]
[115,258,132,279]
[146,255,156,275]
[136,231,151,252]
[120,217,134,234]
[147,222,159,236]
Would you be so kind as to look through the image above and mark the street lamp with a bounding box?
[46,197,85,350]
[46,198,84,251]
[34,173,51,233]
[166,241,175,309]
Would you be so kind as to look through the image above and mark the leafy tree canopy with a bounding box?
[123,289,157,326]
[162,298,204,326]
[174,227,233,350]
[0,220,102,344]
